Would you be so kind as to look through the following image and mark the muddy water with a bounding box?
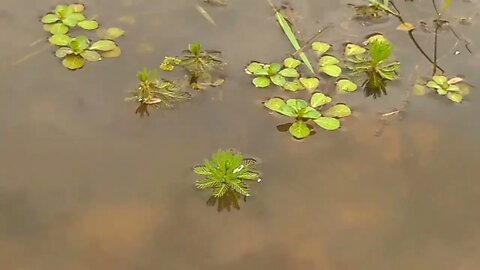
[1,0,480,269]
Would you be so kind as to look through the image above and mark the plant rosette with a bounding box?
[426,75,468,103]
[264,93,352,139]
[51,35,119,69]
[41,4,99,34]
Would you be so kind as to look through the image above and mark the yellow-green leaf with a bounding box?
[90,40,117,51]
[62,55,85,70]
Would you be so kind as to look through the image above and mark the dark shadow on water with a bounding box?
[206,190,246,212]
[135,104,151,117]
[363,73,388,99]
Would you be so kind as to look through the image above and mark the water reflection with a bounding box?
[363,72,388,99]
[206,190,246,212]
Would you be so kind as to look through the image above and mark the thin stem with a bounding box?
[433,25,439,75]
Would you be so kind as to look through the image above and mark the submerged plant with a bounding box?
[194,149,261,200]
[425,75,469,103]
[265,93,352,139]
[245,58,319,91]
[160,43,225,90]
[51,35,119,70]
[345,35,400,97]
[127,68,191,111]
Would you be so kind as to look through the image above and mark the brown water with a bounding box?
[1,0,480,269]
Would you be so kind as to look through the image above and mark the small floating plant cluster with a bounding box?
[127,42,226,116]
[41,3,124,70]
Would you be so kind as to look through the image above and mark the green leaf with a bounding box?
[160,56,181,71]
[324,104,352,118]
[432,75,447,85]
[283,57,301,68]
[437,88,448,95]
[345,43,366,56]
[252,76,271,88]
[319,55,340,66]
[279,68,300,78]
[270,74,287,86]
[62,55,85,70]
[54,4,69,16]
[312,41,331,55]
[426,80,442,89]
[310,92,332,108]
[278,105,298,117]
[78,20,99,30]
[66,13,85,22]
[274,11,314,74]
[320,65,342,77]
[213,185,228,197]
[245,62,264,74]
[62,17,79,27]
[265,98,286,113]
[447,92,463,103]
[238,171,260,180]
[369,40,393,64]
[189,42,202,54]
[268,63,282,75]
[48,34,71,46]
[55,47,73,58]
[193,166,211,176]
[70,36,90,53]
[49,23,69,35]
[447,85,460,92]
[245,62,268,75]
[301,107,322,119]
[313,117,341,131]
[413,83,427,96]
[289,121,311,139]
[90,40,117,51]
[286,99,308,111]
[283,81,304,92]
[81,50,102,62]
[41,13,59,23]
[69,4,85,13]
[336,79,358,92]
[104,27,125,39]
[299,77,320,91]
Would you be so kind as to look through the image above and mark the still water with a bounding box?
[1,0,480,269]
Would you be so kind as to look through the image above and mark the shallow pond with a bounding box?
[1,0,480,269]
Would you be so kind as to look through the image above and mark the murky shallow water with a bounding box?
[1,0,480,269]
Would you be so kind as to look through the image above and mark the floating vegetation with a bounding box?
[41,3,124,70]
[345,35,400,98]
[194,149,261,209]
[160,43,226,90]
[424,76,469,103]
[349,3,385,20]
[265,93,352,139]
[245,58,320,91]
[126,68,191,116]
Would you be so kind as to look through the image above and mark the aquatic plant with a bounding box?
[160,43,225,90]
[345,35,400,97]
[245,58,319,91]
[41,3,124,70]
[52,36,118,70]
[194,149,261,199]
[127,68,191,109]
[425,75,469,103]
[41,4,98,34]
[265,93,352,139]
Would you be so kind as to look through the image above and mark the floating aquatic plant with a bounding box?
[345,35,400,97]
[265,93,352,139]
[245,58,319,91]
[425,75,469,103]
[194,149,261,200]
[127,68,191,113]
[41,3,124,70]
[41,4,97,34]
[160,43,225,90]
[52,35,119,70]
